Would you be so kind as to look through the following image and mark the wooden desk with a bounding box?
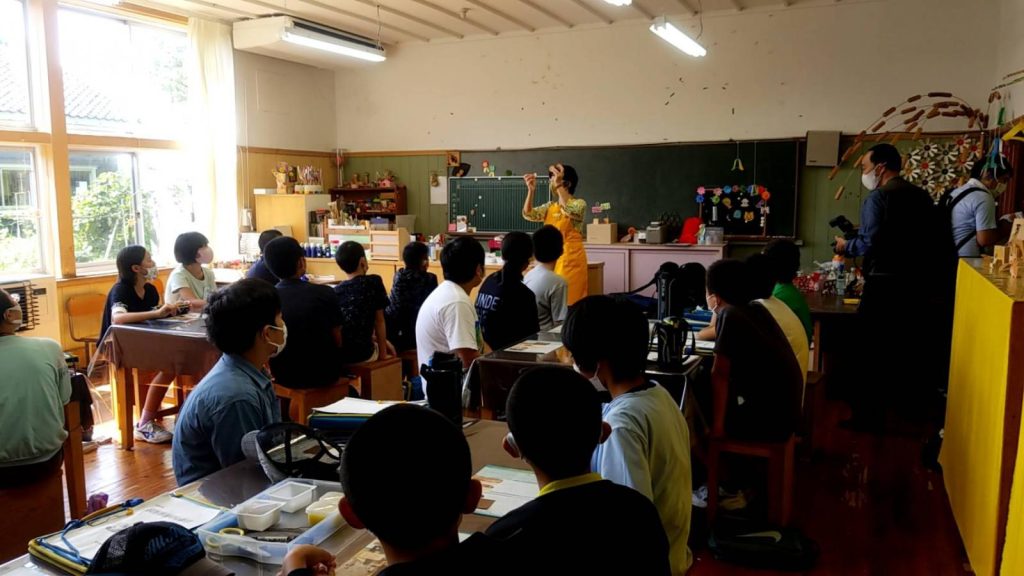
[803,291,859,373]
[940,259,1024,576]
[103,318,221,450]
[0,420,523,575]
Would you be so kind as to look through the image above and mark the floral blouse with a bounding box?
[524,197,587,234]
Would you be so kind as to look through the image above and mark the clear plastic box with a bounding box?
[197,479,346,565]
[264,481,317,513]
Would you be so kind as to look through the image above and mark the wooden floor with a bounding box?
[75,399,971,575]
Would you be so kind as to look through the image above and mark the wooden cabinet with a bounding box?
[584,243,727,296]
[369,228,410,261]
[329,186,408,221]
[254,194,332,242]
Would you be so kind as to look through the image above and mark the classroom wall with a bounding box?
[997,0,1024,107]
[335,0,998,151]
[235,51,337,151]
[343,154,449,237]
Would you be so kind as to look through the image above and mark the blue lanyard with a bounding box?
[37,498,145,567]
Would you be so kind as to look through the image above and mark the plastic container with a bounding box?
[265,481,317,513]
[305,500,337,526]
[198,479,346,565]
[236,500,283,531]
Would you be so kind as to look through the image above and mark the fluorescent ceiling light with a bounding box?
[650,16,706,58]
[604,0,632,5]
[282,29,386,63]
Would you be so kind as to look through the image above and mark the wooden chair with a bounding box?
[66,294,106,365]
[800,372,827,456]
[150,277,165,303]
[399,349,420,379]
[346,356,403,400]
[707,434,797,526]
[0,402,86,562]
[274,377,356,424]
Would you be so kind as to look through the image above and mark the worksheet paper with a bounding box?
[504,340,562,355]
[473,465,539,518]
[42,496,221,561]
[313,397,417,415]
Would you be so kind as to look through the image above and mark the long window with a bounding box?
[0,147,42,273]
[59,7,187,138]
[0,0,32,129]
[70,150,193,268]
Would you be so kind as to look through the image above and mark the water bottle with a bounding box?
[836,260,846,296]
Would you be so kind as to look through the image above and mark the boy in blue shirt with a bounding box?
[172,279,284,485]
[487,366,671,575]
[562,296,693,575]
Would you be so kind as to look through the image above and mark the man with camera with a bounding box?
[833,144,952,431]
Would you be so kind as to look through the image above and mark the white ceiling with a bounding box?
[137,0,840,45]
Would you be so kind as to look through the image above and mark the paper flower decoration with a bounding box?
[906,136,982,199]
[697,186,706,195]
[723,198,732,209]
[724,186,732,194]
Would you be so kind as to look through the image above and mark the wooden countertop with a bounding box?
[965,258,1024,302]
[583,242,727,250]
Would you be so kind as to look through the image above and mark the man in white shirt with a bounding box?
[415,237,485,371]
[947,158,1012,257]
[562,295,692,576]
[524,225,569,331]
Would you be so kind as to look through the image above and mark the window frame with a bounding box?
[0,144,49,274]
[0,0,37,131]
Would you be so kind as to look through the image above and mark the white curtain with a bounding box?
[188,18,238,260]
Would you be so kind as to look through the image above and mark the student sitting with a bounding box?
[748,253,809,382]
[763,239,813,341]
[0,288,71,482]
[102,246,181,443]
[706,259,803,443]
[562,296,693,575]
[338,404,504,575]
[524,225,569,331]
[166,231,217,309]
[246,229,284,284]
[415,237,484,372]
[263,236,344,390]
[475,232,540,350]
[385,241,438,353]
[172,279,283,485]
[487,366,671,575]
[334,241,395,364]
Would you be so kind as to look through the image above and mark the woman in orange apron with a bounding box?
[522,164,588,305]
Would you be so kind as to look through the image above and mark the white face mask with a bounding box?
[267,323,287,357]
[573,362,606,392]
[861,166,881,191]
[993,182,1008,198]
[705,293,720,315]
[144,266,159,281]
[4,308,22,330]
[196,246,214,265]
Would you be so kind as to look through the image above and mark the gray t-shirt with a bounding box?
[950,179,997,258]
[523,265,568,331]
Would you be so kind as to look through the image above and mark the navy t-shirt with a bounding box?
[246,257,278,285]
[270,278,344,389]
[475,268,540,351]
[385,268,438,352]
[100,282,160,340]
[334,275,389,363]
[715,303,803,441]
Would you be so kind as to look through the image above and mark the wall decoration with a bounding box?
[903,136,981,199]
[697,184,770,236]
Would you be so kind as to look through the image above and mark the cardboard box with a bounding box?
[587,221,618,244]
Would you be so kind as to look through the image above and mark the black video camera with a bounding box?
[829,215,857,240]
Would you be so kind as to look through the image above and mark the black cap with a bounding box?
[86,521,233,576]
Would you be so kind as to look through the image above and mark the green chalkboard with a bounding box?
[448,176,549,233]
[460,140,803,238]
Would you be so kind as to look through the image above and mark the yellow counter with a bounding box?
[940,259,1024,576]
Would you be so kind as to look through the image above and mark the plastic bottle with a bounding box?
[834,256,846,296]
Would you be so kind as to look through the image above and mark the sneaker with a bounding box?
[134,420,173,444]
[82,440,98,454]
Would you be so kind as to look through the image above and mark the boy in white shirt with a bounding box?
[415,237,485,372]
[562,295,693,576]
[524,225,569,331]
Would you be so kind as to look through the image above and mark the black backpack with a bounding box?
[708,518,820,571]
[937,186,988,252]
